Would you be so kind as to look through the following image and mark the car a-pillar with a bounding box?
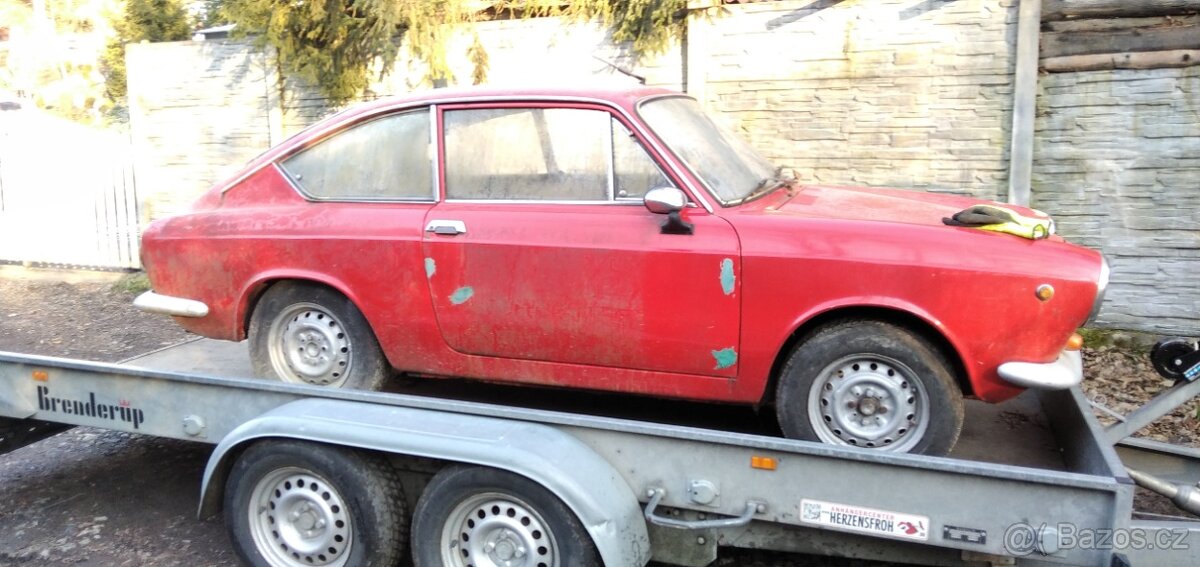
[219,437,613,567]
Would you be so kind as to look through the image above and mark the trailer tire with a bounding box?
[249,281,388,390]
[776,320,963,455]
[412,465,600,567]
[225,440,407,567]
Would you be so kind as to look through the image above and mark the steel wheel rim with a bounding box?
[807,354,931,452]
[267,302,352,387]
[249,467,353,567]
[440,492,560,567]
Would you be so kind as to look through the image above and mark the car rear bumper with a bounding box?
[134,291,209,318]
[997,349,1083,390]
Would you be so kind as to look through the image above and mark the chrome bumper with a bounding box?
[134,291,209,318]
[997,349,1083,390]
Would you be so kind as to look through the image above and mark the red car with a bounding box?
[136,86,1108,455]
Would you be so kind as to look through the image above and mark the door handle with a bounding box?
[425,220,467,236]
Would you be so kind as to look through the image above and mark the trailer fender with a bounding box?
[199,398,650,567]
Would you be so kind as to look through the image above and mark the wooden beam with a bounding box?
[1042,49,1200,72]
[1042,23,1200,58]
[1043,0,1200,21]
[1044,15,1200,33]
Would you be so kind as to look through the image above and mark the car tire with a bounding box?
[411,465,601,567]
[224,440,408,567]
[249,281,389,390]
[775,320,964,456]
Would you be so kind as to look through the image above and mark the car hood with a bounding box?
[755,184,1047,227]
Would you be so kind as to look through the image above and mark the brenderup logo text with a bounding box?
[37,386,145,429]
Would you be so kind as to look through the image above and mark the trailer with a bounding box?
[2,338,1200,567]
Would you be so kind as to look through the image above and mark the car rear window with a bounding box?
[281,110,432,201]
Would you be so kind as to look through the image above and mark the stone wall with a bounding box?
[282,17,685,134]
[693,0,1018,201]
[1034,66,1200,333]
[126,40,281,220]
[126,19,683,220]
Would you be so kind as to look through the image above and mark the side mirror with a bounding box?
[643,187,687,214]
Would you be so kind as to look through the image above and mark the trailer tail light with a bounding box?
[751,455,777,470]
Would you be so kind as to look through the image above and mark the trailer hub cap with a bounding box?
[808,355,930,452]
[250,467,352,567]
[268,302,352,388]
[443,493,559,567]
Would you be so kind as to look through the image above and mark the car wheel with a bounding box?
[411,465,601,567]
[224,440,408,567]
[249,282,389,390]
[775,320,964,455]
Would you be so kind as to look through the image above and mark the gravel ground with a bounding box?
[0,270,231,567]
[0,269,1195,566]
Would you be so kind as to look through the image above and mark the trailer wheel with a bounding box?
[225,440,407,567]
[249,281,388,390]
[776,320,964,455]
[412,465,600,567]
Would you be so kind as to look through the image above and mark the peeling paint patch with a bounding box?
[719,258,735,296]
[424,258,436,278]
[450,286,474,305]
[712,347,737,370]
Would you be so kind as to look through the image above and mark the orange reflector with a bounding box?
[32,370,49,381]
[1036,284,1055,301]
[751,456,777,470]
[1066,333,1084,351]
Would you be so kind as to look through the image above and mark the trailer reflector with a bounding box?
[32,370,49,381]
[751,455,777,470]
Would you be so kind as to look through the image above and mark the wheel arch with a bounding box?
[763,305,972,407]
[235,271,373,341]
[199,398,651,567]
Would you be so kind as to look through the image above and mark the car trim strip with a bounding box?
[442,199,643,206]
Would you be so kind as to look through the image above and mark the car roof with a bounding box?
[362,84,679,109]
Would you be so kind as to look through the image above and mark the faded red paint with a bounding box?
[140,86,1104,406]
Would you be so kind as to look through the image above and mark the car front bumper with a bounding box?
[997,349,1083,390]
[134,291,209,318]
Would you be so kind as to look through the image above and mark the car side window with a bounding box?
[612,118,672,200]
[444,107,610,201]
[281,110,432,201]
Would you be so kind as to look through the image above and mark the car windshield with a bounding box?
[638,96,779,205]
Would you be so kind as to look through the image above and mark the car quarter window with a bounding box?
[612,119,672,200]
[280,110,432,201]
[443,107,674,202]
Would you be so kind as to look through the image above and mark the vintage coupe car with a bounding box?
[136,86,1108,455]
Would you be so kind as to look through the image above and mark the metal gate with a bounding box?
[0,108,141,269]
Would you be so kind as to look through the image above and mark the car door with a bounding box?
[422,103,742,378]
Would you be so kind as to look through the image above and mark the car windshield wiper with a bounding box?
[730,175,788,206]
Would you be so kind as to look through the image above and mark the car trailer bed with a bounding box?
[2,339,1199,567]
